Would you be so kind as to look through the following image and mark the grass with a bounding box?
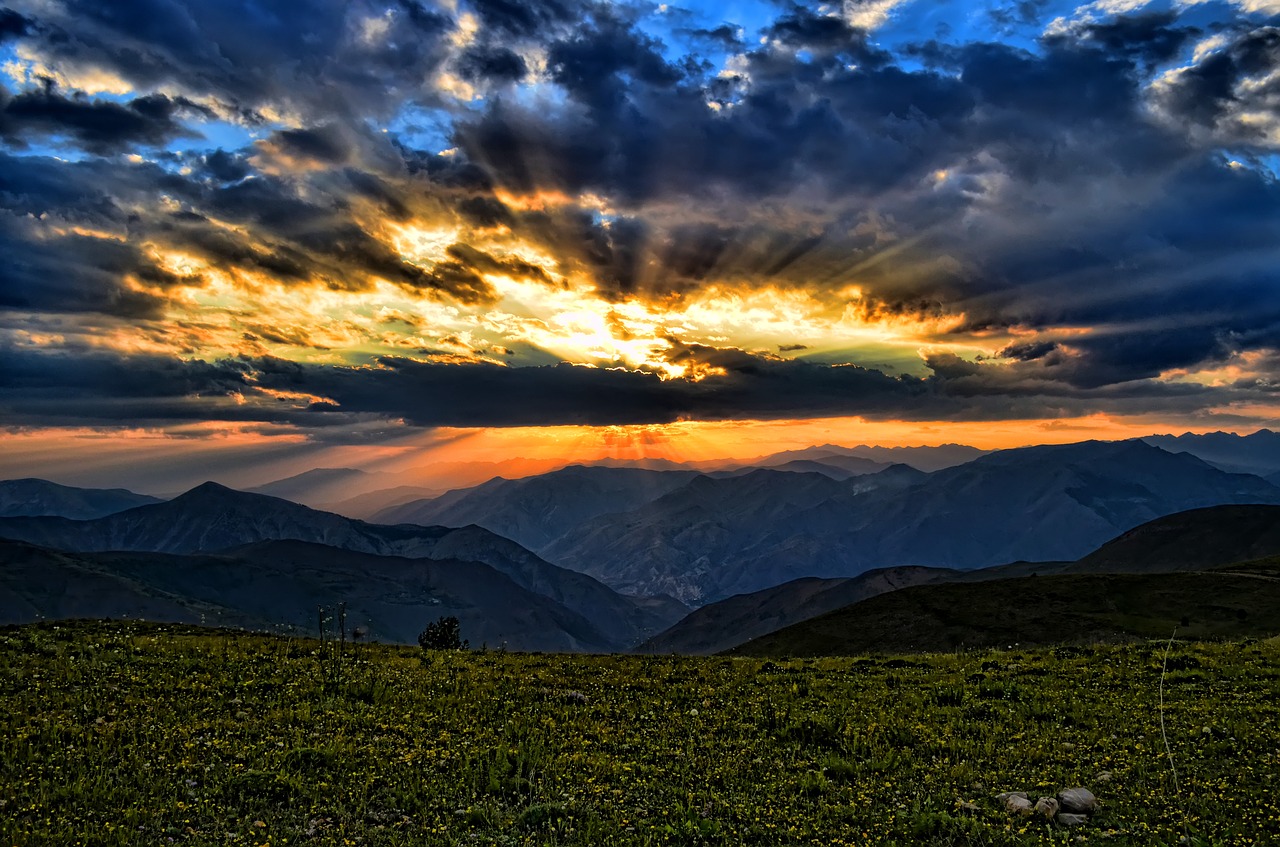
[2,620,1279,845]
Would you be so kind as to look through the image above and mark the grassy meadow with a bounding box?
[1,621,1277,846]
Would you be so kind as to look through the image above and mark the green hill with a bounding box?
[726,569,1280,657]
[1068,504,1280,573]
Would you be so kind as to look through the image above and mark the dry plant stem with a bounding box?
[1160,628,1192,845]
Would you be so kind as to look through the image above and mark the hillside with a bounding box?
[635,567,952,655]
[727,570,1280,657]
[0,539,615,651]
[640,559,1074,655]
[1068,504,1280,574]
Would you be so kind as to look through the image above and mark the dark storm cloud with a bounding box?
[468,0,577,37]
[0,87,209,153]
[0,151,498,304]
[3,0,456,122]
[1154,25,1280,137]
[0,341,1252,431]
[0,7,32,41]
[456,46,528,83]
[260,125,354,166]
[1064,12,1198,67]
[988,0,1049,32]
[0,218,170,318]
[679,24,744,50]
[198,148,251,182]
[0,346,252,399]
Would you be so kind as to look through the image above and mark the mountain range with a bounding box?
[540,440,1280,603]
[376,466,703,551]
[649,503,1280,655]
[6,434,1280,654]
[0,483,685,649]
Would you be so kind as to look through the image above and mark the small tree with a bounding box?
[418,615,468,651]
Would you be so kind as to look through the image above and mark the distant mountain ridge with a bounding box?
[1144,430,1280,477]
[541,440,1280,603]
[747,443,986,472]
[0,482,684,649]
[375,466,702,551]
[0,479,163,519]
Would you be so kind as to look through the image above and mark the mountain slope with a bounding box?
[639,558,1074,655]
[0,478,162,519]
[727,569,1280,657]
[374,466,700,551]
[635,566,952,655]
[0,483,683,648]
[541,469,851,603]
[542,440,1280,604]
[320,485,444,520]
[0,539,615,651]
[1068,504,1280,574]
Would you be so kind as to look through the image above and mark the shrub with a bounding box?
[417,616,468,651]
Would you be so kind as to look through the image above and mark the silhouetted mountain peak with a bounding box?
[183,481,237,496]
[173,481,292,506]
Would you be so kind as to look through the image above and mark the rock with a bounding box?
[957,801,980,815]
[1056,812,1089,827]
[1061,742,1076,751]
[1095,771,1112,784]
[997,792,1033,814]
[1033,797,1060,820]
[1057,787,1098,814]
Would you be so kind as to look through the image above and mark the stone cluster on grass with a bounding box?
[997,785,1099,828]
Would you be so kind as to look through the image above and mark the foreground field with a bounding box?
[1,622,1277,846]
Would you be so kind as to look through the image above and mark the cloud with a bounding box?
[0,338,1260,433]
[455,45,528,83]
[0,86,209,153]
[2,0,1280,434]
[2,0,456,124]
[0,7,32,42]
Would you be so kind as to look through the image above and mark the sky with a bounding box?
[2,0,1280,491]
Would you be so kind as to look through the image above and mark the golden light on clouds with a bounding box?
[385,222,462,266]
[68,204,1000,383]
